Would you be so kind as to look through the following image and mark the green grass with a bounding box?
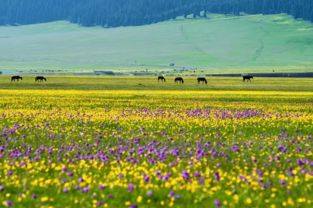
[1,75,313,91]
[1,14,313,73]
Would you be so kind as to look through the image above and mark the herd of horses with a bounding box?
[10,75,254,83]
[158,76,209,84]
[158,74,253,84]
[11,76,47,82]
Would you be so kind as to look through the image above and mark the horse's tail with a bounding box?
[205,79,208,84]
[182,79,184,84]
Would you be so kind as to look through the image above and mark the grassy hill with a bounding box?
[0,14,313,73]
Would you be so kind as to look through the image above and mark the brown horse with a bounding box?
[35,76,47,82]
[158,76,166,82]
[242,75,254,82]
[11,76,23,82]
[197,77,207,84]
[174,77,184,84]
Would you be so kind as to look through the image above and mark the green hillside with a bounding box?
[0,14,313,73]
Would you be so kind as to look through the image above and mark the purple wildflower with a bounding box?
[181,170,190,181]
[5,200,13,207]
[278,145,287,153]
[297,159,304,166]
[98,185,106,190]
[82,187,89,193]
[127,183,135,192]
[232,145,240,152]
[169,190,181,199]
[214,171,220,182]
[146,190,153,197]
[214,200,221,208]
[194,171,201,178]
[280,180,287,186]
[144,175,150,183]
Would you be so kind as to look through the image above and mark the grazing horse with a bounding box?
[35,76,47,82]
[197,77,207,84]
[174,77,184,84]
[11,76,23,82]
[158,76,166,82]
[242,75,254,82]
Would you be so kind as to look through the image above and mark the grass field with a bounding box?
[0,77,312,207]
[1,14,313,73]
[1,76,313,91]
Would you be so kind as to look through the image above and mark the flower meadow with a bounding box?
[0,90,312,208]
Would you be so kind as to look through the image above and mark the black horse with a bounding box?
[174,77,184,84]
[35,76,47,82]
[158,76,166,82]
[197,77,207,84]
[243,75,254,82]
[11,76,23,82]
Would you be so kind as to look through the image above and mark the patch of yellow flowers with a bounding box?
[0,90,312,207]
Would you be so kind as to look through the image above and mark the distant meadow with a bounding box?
[0,14,313,73]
